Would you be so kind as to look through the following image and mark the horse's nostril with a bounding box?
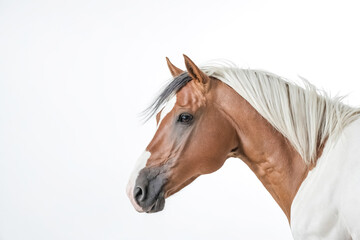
[134,186,146,203]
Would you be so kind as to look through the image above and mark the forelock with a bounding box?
[143,72,192,121]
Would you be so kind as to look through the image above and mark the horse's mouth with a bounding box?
[145,194,165,213]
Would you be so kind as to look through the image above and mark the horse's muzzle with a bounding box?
[133,167,168,213]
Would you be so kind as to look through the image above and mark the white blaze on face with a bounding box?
[126,151,151,212]
[157,95,177,127]
[127,95,177,212]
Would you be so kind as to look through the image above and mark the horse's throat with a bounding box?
[245,152,308,222]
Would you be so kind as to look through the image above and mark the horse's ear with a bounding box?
[166,57,184,77]
[183,54,210,89]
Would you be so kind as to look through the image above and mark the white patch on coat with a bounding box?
[291,118,360,239]
[126,151,151,212]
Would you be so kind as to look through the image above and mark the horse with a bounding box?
[126,55,360,239]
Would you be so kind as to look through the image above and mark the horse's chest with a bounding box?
[291,120,360,240]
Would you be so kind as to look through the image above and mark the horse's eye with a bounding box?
[178,113,193,124]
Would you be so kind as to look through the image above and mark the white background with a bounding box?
[1,0,360,239]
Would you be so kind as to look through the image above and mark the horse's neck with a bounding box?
[214,80,309,221]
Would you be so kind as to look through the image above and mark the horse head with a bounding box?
[126,55,239,213]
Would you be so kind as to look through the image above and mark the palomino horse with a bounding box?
[127,55,360,239]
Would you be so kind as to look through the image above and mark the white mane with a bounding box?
[200,62,360,165]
